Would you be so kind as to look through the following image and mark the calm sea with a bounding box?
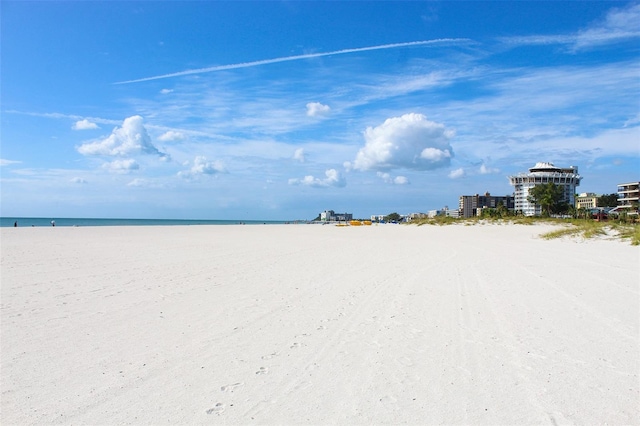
[1,217,292,228]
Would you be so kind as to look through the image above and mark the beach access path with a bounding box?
[1,223,638,425]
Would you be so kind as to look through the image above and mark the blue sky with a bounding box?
[1,1,639,220]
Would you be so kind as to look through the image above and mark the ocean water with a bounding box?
[0,217,291,227]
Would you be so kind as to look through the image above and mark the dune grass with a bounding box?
[540,219,639,245]
[410,216,639,245]
[540,221,606,240]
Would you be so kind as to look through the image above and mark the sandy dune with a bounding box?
[1,223,638,425]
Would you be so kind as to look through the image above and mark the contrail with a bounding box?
[114,38,471,84]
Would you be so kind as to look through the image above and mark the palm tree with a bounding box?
[528,183,564,217]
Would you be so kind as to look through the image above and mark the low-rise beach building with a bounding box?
[406,213,428,221]
[427,206,459,218]
[320,210,353,222]
[575,193,600,210]
[508,162,581,216]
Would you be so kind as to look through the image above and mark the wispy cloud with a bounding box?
[5,110,122,127]
[500,3,640,51]
[114,39,472,84]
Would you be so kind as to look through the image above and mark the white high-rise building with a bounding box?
[508,162,581,216]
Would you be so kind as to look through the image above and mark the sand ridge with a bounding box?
[1,224,638,424]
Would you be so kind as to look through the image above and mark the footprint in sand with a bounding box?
[396,356,414,367]
[379,395,399,411]
[290,342,301,349]
[220,382,244,392]
[206,403,225,415]
[261,352,279,360]
[256,366,269,375]
[295,380,312,391]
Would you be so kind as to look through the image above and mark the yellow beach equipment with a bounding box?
[349,220,362,226]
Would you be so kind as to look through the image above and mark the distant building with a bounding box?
[508,162,581,216]
[458,192,515,218]
[446,209,460,218]
[428,206,459,218]
[617,181,639,211]
[370,215,386,222]
[320,210,352,222]
[576,193,599,210]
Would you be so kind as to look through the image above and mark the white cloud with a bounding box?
[377,172,409,185]
[160,89,173,94]
[377,172,391,182]
[394,176,409,185]
[77,115,168,159]
[0,159,21,166]
[72,119,99,130]
[420,147,452,162]
[353,113,454,171]
[293,148,306,162]
[70,177,87,184]
[306,102,331,117]
[448,168,465,179]
[288,168,346,188]
[479,164,500,174]
[158,130,185,142]
[178,156,226,179]
[102,159,140,173]
[127,178,146,187]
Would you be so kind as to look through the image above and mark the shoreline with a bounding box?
[0,217,296,228]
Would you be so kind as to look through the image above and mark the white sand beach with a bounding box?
[1,223,638,425]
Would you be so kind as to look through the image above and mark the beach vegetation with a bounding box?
[527,183,567,216]
[478,202,515,219]
[617,223,640,245]
[384,212,402,223]
[509,216,537,225]
[597,193,619,207]
[541,220,606,241]
[409,214,639,245]
[539,220,639,245]
[412,215,460,226]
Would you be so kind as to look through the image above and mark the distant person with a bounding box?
[51,220,55,227]
[14,221,17,227]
